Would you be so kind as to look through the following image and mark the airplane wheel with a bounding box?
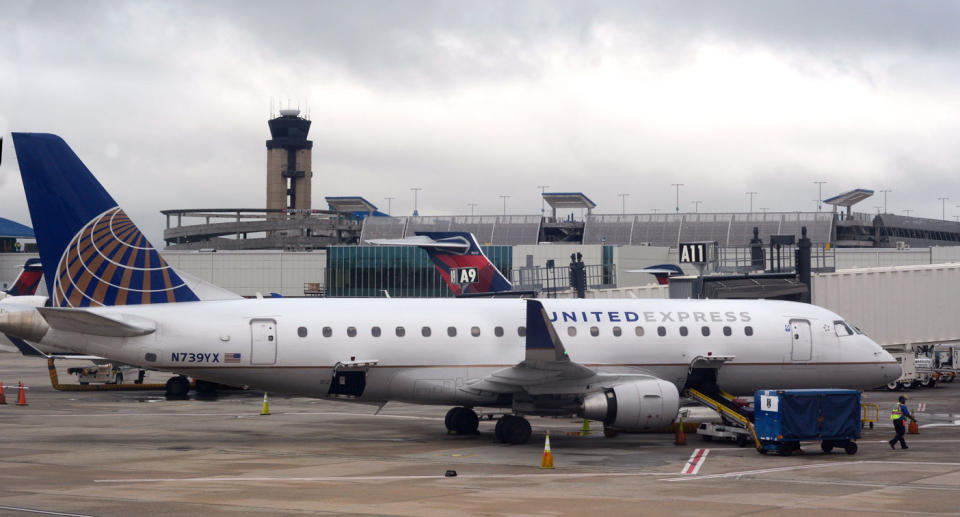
[165,376,190,398]
[504,416,532,445]
[494,415,513,443]
[444,407,460,432]
[453,407,479,435]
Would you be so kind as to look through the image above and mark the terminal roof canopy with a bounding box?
[325,196,378,214]
[0,217,34,238]
[543,192,597,218]
[823,189,874,216]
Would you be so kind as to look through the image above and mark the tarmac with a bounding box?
[2,354,960,516]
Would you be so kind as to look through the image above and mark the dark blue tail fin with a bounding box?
[12,133,199,307]
[6,258,44,296]
[415,232,513,295]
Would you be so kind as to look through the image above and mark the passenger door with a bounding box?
[250,319,277,365]
[790,319,812,361]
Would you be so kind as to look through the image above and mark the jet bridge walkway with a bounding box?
[686,386,761,449]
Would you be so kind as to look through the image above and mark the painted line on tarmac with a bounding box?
[664,459,960,483]
[0,506,96,517]
[95,472,671,483]
[9,411,445,420]
[681,448,709,475]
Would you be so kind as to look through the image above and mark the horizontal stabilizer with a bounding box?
[365,235,471,251]
[38,308,156,337]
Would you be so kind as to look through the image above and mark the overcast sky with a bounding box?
[2,0,960,244]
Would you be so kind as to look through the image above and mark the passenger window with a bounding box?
[568,326,577,337]
[590,326,599,337]
[745,326,753,336]
[723,326,732,336]
[518,326,526,337]
[422,326,431,337]
[395,326,405,337]
[834,321,853,337]
[371,326,381,337]
[657,326,666,337]
[447,327,457,337]
[347,326,357,337]
[613,326,622,337]
[701,326,710,337]
[679,326,688,337]
[297,326,308,338]
[322,327,332,338]
[494,326,504,337]
[471,326,481,337]
[635,326,644,337]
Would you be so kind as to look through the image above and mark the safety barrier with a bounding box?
[861,402,879,429]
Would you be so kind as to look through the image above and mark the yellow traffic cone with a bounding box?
[674,415,686,445]
[581,418,591,435]
[540,433,555,469]
[260,392,270,416]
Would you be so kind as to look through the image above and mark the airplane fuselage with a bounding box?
[38,297,899,408]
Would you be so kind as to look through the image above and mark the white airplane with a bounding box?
[0,133,900,444]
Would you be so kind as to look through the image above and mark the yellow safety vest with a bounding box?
[891,404,903,420]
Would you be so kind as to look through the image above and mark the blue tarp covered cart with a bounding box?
[754,389,861,456]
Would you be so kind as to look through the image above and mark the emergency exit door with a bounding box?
[790,319,812,361]
[250,319,277,365]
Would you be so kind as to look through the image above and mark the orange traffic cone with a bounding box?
[0,382,6,405]
[674,416,686,445]
[540,433,555,469]
[908,420,919,434]
[16,382,27,406]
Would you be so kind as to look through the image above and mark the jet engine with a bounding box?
[580,378,680,431]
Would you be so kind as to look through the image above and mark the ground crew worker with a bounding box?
[889,395,916,450]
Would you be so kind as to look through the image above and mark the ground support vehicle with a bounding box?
[754,389,861,456]
[66,363,146,385]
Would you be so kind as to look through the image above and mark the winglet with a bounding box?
[525,299,567,363]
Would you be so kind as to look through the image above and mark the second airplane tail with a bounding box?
[5,258,43,296]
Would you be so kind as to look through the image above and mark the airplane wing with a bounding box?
[463,299,659,396]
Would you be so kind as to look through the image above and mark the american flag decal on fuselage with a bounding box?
[53,207,199,307]
[223,353,241,363]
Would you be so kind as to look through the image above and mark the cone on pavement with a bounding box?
[260,392,270,415]
[540,433,555,469]
[16,381,27,406]
[674,415,686,445]
[908,420,919,434]
[0,382,6,405]
[581,418,591,435]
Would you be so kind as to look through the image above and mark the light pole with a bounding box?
[384,196,394,216]
[814,181,826,212]
[618,193,629,214]
[410,187,422,216]
[879,189,891,213]
[691,200,702,213]
[939,197,949,220]
[468,203,478,216]
[746,191,758,213]
[499,195,511,216]
[671,184,684,213]
[904,209,912,216]
[538,185,549,216]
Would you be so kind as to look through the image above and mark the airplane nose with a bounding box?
[877,346,901,385]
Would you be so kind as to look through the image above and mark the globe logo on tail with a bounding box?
[53,207,198,307]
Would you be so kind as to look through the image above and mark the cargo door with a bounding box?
[790,319,812,361]
[250,319,277,365]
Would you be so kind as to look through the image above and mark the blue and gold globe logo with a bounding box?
[53,207,198,307]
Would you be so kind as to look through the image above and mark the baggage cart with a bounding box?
[754,389,861,456]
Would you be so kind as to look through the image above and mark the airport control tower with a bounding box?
[266,109,313,211]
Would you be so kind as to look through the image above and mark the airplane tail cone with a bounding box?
[581,418,591,435]
[260,392,270,416]
[540,434,555,469]
[0,382,6,405]
[674,416,686,445]
[16,381,27,406]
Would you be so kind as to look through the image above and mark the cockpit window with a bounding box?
[834,320,854,337]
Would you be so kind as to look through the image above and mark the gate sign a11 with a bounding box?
[679,241,717,264]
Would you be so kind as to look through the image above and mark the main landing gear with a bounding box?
[494,414,532,445]
[445,407,480,435]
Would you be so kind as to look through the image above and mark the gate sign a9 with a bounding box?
[679,242,715,264]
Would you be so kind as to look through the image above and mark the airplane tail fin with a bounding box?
[11,133,200,307]
[415,232,512,295]
[6,258,43,296]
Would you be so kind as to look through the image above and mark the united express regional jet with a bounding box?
[0,133,900,444]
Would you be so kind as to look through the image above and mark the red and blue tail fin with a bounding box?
[11,133,200,307]
[5,258,44,296]
[415,232,513,295]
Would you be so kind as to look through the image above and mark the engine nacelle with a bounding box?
[580,378,680,431]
